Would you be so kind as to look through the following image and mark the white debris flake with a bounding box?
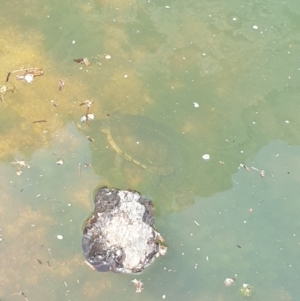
[193,102,199,108]
[253,25,258,30]
[285,120,290,124]
[202,154,210,160]
[24,74,34,83]
[57,235,64,240]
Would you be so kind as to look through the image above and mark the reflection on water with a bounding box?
[1,0,300,300]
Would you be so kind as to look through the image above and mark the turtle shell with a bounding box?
[103,115,180,175]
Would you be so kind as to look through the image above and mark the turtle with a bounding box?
[82,187,167,273]
[100,114,180,176]
[78,114,190,214]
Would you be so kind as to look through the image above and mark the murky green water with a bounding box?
[1,0,300,300]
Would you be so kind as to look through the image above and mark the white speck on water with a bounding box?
[124,74,128,78]
[252,121,256,124]
[162,295,166,299]
[182,252,184,256]
[24,73,34,83]
[57,235,64,240]
[197,248,200,250]
[206,256,209,261]
[202,53,206,56]
[233,17,237,21]
[72,40,76,44]
[136,141,139,144]
[193,102,199,108]
[36,194,41,197]
[165,6,170,8]
[202,154,210,160]
[285,120,290,124]
[253,25,258,30]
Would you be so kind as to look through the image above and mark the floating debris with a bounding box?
[57,235,63,240]
[73,58,90,66]
[87,136,94,142]
[79,100,94,126]
[79,99,93,108]
[202,154,210,160]
[193,102,199,108]
[105,54,111,60]
[11,158,30,169]
[240,283,253,297]
[80,114,94,123]
[251,166,265,177]
[240,163,250,171]
[6,67,43,82]
[11,291,29,301]
[56,158,64,165]
[131,279,144,293]
[224,277,236,287]
[32,120,47,124]
[35,258,42,265]
[58,79,65,91]
[23,73,34,83]
[0,84,16,101]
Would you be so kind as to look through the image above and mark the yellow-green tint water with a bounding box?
[0,0,299,300]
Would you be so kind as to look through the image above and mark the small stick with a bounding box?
[32,120,47,123]
[12,292,29,301]
[35,258,42,265]
[6,72,12,82]
[240,164,250,171]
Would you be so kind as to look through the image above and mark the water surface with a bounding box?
[0,0,299,300]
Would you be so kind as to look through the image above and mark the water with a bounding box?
[0,0,299,300]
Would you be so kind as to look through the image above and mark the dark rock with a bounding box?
[82,187,167,273]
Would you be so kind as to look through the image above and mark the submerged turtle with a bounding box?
[101,114,180,176]
[78,114,191,214]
